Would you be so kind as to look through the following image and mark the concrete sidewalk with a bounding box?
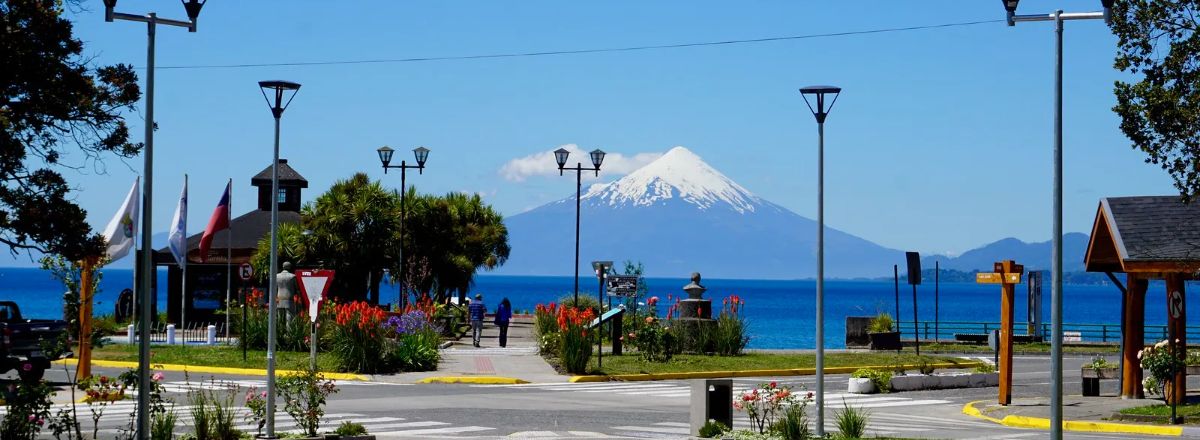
[966,395,1200,437]
[372,317,564,384]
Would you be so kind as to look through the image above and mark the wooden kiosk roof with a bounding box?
[1085,196,1200,275]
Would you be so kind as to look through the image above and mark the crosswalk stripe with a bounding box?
[612,425,689,435]
[373,425,493,436]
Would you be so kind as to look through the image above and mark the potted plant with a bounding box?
[867,312,900,351]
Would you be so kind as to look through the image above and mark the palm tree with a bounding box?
[401,190,510,303]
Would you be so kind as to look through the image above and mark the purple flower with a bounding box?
[387,310,430,335]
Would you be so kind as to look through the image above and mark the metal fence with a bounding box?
[127,322,229,345]
[894,320,1200,344]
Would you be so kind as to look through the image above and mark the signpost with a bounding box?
[606,275,638,297]
[296,269,335,370]
[239,263,252,362]
[976,260,1024,405]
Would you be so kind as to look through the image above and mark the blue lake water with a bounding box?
[2,267,1193,349]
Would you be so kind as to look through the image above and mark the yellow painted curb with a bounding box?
[55,358,369,381]
[416,376,529,385]
[961,400,1184,436]
[569,361,983,382]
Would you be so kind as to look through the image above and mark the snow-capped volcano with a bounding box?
[582,147,762,213]
[498,145,903,279]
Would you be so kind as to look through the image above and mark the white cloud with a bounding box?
[499,144,662,182]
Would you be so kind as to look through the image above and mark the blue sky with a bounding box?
[55,0,1173,258]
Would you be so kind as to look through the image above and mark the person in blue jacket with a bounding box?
[495,298,513,348]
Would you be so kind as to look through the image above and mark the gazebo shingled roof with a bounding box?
[1085,196,1200,275]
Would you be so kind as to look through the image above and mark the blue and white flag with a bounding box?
[168,175,188,268]
[102,178,139,262]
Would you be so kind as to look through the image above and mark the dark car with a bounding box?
[0,301,71,382]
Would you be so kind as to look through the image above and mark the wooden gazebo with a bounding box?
[1085,196,1200,401]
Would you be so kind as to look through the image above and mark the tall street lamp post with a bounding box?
[258,80,301,440]
[101,2,205,438]
[800,85,840,438]
[377,146,430,308]
[592,260,613,367]
[1001,2,1111,438]
[554,148,606,305]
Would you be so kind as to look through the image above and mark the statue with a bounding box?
[683,272,707,299]
[276,262,297,322]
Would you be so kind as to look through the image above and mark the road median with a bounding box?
[55,358,369,381]
[571,360,983,382]
[962,400,1188,437]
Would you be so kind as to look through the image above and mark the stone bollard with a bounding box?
[166,324,176,345]
[127,325,135,344]
[207,325,217,345]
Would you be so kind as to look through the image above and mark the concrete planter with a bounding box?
[1080,366,1120,379]
[889,373,998,392]
[847,377,877,394]
[868,332,901,351]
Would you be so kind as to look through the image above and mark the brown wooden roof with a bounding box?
[1085,196,1200,274]
[153,210,301,265]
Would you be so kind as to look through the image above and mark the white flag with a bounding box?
[102,178,139,262]
[168,176,188,268]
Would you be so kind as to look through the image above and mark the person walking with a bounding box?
[468,293,486,347]
[495,298,512,348]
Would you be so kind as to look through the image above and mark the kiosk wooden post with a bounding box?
[976,260,1023,406]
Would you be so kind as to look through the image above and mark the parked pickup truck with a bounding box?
[0,301,71,382]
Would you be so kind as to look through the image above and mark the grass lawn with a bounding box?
[584,353,971,376]
[899,342,1120,355]
[90,344,340,372]
[1119,403,1200,419]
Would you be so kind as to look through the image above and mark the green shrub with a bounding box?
[851,368,892,393]
[632,316,677,362]
[557,307,595,374]
[713,311,749,356]
[867,312,894,333]
[698,419,729,438]
[534,304,560,355]
[771,403,811,440]
[917,358,936,375]
[277,366,339,437]
[973,363,996,373]
[390,326,441,371]
[834,400,869,439]
[0,380,52,440]
[335,421,368,436]
[329,301,393,374]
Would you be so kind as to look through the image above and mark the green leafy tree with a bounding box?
[1111,1,1200,199]
[1,0,142,261]
[251,173,397,303]
[401,190,510,303]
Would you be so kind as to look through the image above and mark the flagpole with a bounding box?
[225,177,232,340]
[131,177,140,327]
[181,174,188,334]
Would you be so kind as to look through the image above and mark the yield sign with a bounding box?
[296,269,335,322]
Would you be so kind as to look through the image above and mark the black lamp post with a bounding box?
[102,2,205,438]
[592,260,613,368]
[258,79,301,440]
[554,148,606,305]
[1000,2,1112,437]
[800,84,840,438]
[377,146,430,309]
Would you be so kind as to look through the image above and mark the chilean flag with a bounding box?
[199,181,231,263]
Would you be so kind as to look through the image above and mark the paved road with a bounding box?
[7,354,1183,439]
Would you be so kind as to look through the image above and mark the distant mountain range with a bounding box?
[496,146,1096,280]
[923,233,1090,273]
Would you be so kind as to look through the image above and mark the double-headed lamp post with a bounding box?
[377,146,430,308]
[554,148,606,305]
[800,85,840,438]
[101,2,205,439]
[259,80,301,440]
[1001,1,1112,438]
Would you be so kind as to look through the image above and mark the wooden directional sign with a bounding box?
[976,273,1022,284]
[606,275,639,296]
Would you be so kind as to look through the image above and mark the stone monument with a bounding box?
[676,272,717,353]
[677,272,712,319]
[276,262,297,323]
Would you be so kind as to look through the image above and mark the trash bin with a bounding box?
[690,379,733,434]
